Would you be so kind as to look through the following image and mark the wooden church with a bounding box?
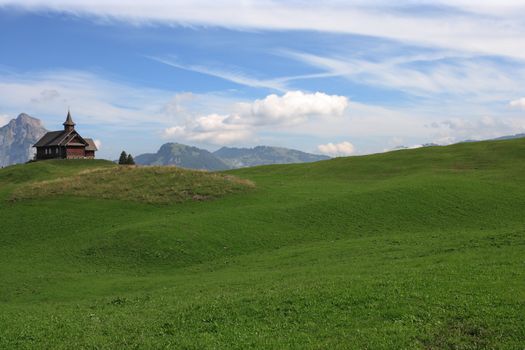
[33,111,97,160]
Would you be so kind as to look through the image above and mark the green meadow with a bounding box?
[0,139,524,349]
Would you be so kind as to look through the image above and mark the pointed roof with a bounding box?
[63,109,75,127]
[33,131,65,147]
[33,129,89,148]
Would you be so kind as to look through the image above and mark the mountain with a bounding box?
[135,143,230,171]
[135,143,330,170]
[213,145,329,168]
[492,133,525,141]
[0,113,48,167]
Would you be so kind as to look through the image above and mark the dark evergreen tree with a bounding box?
[118,151,128,165]
[126,153,135,165]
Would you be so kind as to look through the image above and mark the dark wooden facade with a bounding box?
[33,111,97,160]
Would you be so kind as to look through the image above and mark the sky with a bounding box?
[1,1,525,159]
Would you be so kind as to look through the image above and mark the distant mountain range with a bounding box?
[135,143,230,170]
[460,133,525,143]
[0,114,47,167]
[135,143,329,170]
[492,133,525,141]
[214,145,329,168]
[2,113,525,169]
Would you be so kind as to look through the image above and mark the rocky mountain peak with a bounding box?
[15,113,43,125]
[0,113,48,167]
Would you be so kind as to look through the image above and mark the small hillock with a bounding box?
[9,162,253,204]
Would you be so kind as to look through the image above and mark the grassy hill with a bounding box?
[0,140,524,349]
[9,162,253,204]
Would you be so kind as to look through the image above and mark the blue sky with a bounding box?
[1,1,525,159]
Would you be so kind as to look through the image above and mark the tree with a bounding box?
[126,154,135,165]
[118,151,127,165]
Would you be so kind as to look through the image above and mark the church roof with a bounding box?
[85,138,98,151]
[33,129,89,148]
[33,130,66,147]
[63,110,75,126]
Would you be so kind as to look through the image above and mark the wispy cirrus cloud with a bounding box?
[149,56,289,92]
[148,56,337,92]
[283,50,525,100]
[0,69,171,128]
[3,1,525,60]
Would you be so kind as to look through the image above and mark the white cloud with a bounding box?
[284,51,525,100]
[510,98,525,109]
[150,57,288,92]
[426,115,525,144]
[30,89,60,103]
[162,91,349,145]
[163,92,195,117]
[317,141,355,157]
[94,139,102,149]
[2,68,523,157]
[408,144,423,149]
[3,1,525,60]
[235,91,348,126]
[164,113,251,144]
[0,114,10,127]
[0,70,199,159]
[0,70,173,128]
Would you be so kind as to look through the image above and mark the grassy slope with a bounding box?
[0,141,524,349]
[10,163,253,204]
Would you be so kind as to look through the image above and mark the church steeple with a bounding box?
[63,109,75,132]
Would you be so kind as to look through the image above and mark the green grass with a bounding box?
[0,140,524,349]
[10,164,253,204]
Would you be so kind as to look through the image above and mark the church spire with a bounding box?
[63,109,75,132]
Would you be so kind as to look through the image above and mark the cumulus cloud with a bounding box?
[94,139,102,149]
[163,91,349,145]
[510,98,525,109]
[164,114,251,144]
[234,91,348,126]
[317,141,355,157]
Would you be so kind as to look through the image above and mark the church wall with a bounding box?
[66,147,86,159]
